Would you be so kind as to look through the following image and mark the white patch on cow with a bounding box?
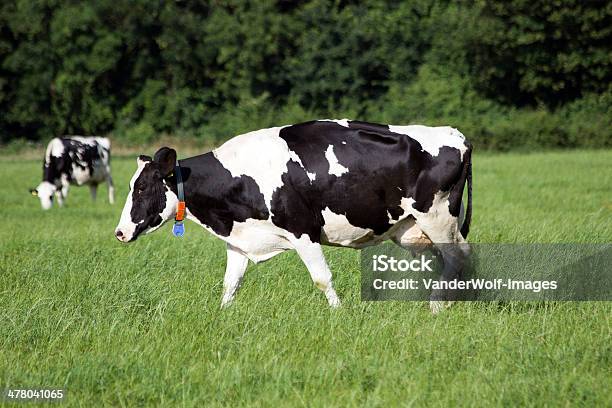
[225,219,292,263]
[382,197,416,226]
[388,125,468,159]
[71,163,91,185]
[213,126,291,210]
[399,196,417,214]
[45,138,65,162]
[319,118,350,127]
[306,172,316,182]
[324,145,348,177]
[341,141,347,145]
[185,212,292,263]
[397,193,462,244]
[35,181,57,210]
[385,196,438,244]
[288,150,303,166]
[321,207,372,247]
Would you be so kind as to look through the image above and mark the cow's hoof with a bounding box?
[220,299,234,309]
[429,300,453,314]
[328,297,341,308]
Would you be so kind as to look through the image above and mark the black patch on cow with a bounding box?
[270,160,324,241]
[130,160,166,239]
[271,120,469,241]
[165,153,269,237]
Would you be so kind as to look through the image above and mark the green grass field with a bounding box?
[1,150,610,407]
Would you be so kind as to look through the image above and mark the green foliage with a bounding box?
[469,0,612,107]
[0,0,610,148]
[114,121,157,146]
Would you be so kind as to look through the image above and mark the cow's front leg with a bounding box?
[60,175,69,205]
[221,244,249,308]
[54,190,64,207]
[55,179,69,207]
[293,238,341,307]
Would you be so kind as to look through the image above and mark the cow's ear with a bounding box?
[154,147,177,178]
[137,155,152,165]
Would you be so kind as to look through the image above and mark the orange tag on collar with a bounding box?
[176,201,186,221]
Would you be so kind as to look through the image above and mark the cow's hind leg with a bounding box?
[415,212,469,314]
[221,244,249,307]
[292,237,341,307]
[106,169,115,204]
[89,183,98,201]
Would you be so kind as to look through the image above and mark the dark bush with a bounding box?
[0,0,610,149]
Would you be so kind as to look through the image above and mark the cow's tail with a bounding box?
[459,147,472,239]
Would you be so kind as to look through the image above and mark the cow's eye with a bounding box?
[137,189,144,194]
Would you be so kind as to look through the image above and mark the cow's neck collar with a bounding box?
[172,160,186,237]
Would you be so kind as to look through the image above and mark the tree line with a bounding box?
[1,0,610,149]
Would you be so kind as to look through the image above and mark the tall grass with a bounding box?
[0,150,610,406]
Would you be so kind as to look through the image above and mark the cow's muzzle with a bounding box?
[115,229,131,243]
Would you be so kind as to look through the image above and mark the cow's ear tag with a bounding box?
[173,201,186,237]
[173,222,185,237]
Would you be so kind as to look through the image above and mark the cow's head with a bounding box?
[30,182,56,210]
[115,147,178,242]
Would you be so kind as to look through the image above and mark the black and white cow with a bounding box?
[31,136,114,209]
[115,120,472,313]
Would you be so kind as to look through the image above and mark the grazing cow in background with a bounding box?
[114,119,472,313]
[31,136,114,209]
